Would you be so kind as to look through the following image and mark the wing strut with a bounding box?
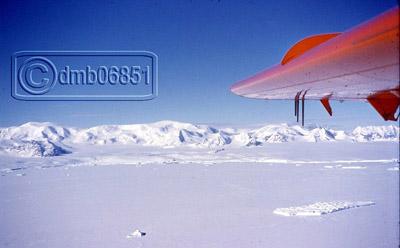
[301,92,306,126]
[294,91,307,126]
[294,91,302,122]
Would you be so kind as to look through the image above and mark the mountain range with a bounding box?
[0,121,398,157]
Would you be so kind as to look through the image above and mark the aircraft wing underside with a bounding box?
[231,6,400,124]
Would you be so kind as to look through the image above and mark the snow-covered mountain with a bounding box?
[0,122,75,157]
[0,121,398,157]
[351,125,399,142]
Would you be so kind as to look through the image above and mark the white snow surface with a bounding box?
[0,121,398,157]
[273,201,375,216]
[0,121,398,248]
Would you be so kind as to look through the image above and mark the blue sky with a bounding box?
[0,0,398,129]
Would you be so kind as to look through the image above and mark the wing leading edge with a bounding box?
[231,6,399,123]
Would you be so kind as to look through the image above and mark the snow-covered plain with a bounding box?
[0,121,398,247]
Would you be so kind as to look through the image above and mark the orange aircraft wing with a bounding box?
[230,6,399,123]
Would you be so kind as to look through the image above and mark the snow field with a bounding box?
[0,122,398,248]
